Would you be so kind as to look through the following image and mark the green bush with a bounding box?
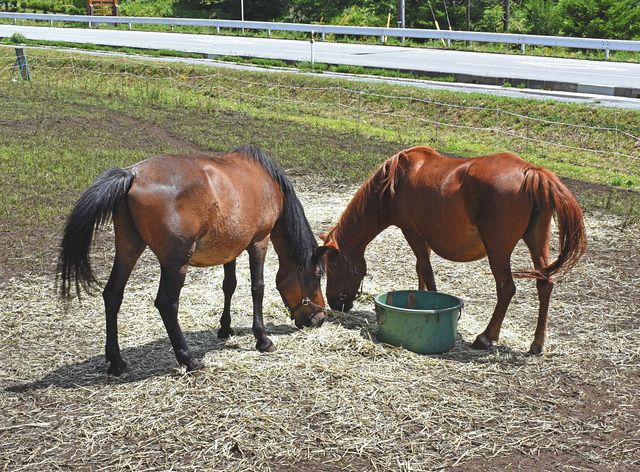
[7,0,84,14]
[4,0,639,40]
[331,5,385,27]
[15,0,87,15]
[556,0,640,39]
[120,0,205,18]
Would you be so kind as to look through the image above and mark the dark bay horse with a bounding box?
[319,146,586,354]
[58,145,325,375]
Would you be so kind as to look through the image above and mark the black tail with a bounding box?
[57,168,134,299]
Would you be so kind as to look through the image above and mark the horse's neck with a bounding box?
[336,192,391,258]
[270,223,298,271]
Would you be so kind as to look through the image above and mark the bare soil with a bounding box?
[1,173,639,470]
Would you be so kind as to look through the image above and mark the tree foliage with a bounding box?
[5,0,639,39]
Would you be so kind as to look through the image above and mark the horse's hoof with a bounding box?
[187,359,205,372]
[107,359,128,376]
[257,339,276,353]
[217,327,235,340]
[528,342,544,355]
[471,333,494,350]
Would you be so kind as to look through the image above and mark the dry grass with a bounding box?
[1,182,639,471]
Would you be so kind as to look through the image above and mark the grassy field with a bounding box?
[1,47,639,471]
[1,48,638,226]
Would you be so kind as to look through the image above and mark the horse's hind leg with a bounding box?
[217,259,237,339]
[472,249,517,350]
[402,229,437,291]
[523,213,554,355]
[103,207,146,376]
[155,257,204,372]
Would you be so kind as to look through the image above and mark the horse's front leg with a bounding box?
[217,259,237,339]
[402,229,437,291]
[248,239,276,352]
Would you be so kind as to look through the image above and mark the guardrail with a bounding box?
[2,12,640,59]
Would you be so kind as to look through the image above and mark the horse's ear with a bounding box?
[315,245,337,259]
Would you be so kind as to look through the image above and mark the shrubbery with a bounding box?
[3,0,84,14]
[3,0,639,40]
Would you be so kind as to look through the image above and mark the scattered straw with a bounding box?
[0,183,638,471]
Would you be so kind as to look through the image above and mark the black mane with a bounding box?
[232,145,321,270]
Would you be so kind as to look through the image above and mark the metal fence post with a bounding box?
[310,30,315,66]
[11,47,30,81]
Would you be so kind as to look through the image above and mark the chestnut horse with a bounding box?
[58,145,325,375]
[319,146,586,354]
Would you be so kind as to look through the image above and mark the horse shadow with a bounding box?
[327,309,532,365]
[6,323,297,393]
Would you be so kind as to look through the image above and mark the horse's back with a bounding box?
[394,148,535,261]
[125,153,282,266]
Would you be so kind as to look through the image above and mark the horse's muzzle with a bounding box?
[294,311,326,329]
[328,298,353,313]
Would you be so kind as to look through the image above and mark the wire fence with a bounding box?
[1,47,639,181]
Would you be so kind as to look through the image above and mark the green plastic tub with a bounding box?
[374,290,464,354]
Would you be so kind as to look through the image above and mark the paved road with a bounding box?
[2,24,640,96]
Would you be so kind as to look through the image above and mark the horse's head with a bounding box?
[317,236,366,313]
[276,253,326,329]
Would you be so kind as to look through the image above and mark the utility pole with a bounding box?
[465,0,471,31]
[503,0,509,32]
[397,0,405,42]
[397,0,405,28]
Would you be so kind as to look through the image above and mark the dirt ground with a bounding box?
[1,173,639,471]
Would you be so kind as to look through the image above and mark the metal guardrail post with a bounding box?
[11,47,30,81]
[605,49,610,60]
[0,13,639,55]
[88,4,93,28]
[310,30,315,65]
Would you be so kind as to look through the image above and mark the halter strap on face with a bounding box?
[337,253,364,302]
[276,267,312,314]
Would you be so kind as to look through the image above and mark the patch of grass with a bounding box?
[0,37,205,59]
[7,32,28,44]
[214,54,455,81]
[0,48,638,226]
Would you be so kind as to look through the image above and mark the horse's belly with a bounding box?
[189,233,254,267]
[427,228,487,262]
